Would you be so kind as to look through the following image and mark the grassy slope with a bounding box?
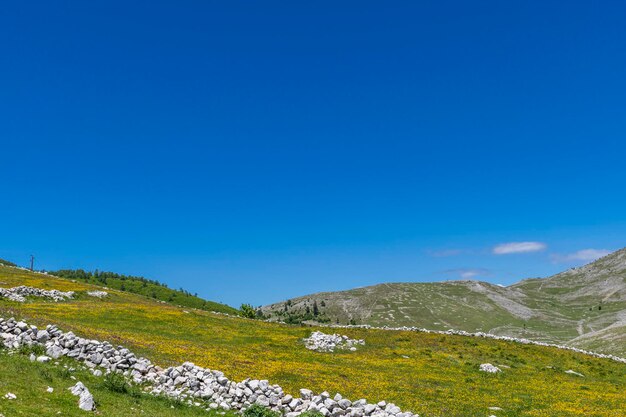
[48,269,239,315]
[1,265,625,417]
[0,349,238,417]
[262,250,626,355]
[512,252,626,355]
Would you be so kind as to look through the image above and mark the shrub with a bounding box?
[101,372,143,398]
[243,404,281,417]
[300,411,324,417]
[240,304,257,319]
[102,372,131,393]
[18,344,45,356]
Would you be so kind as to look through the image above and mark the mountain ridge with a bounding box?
[261,248,626,355]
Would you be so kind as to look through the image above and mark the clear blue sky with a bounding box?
[2,1,626,307]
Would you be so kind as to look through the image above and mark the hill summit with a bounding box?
[262,248,626,355]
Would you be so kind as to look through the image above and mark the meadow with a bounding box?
[0,348,239,417]
[0,265,624,417]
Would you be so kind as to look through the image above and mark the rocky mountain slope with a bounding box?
[261,248,626,356]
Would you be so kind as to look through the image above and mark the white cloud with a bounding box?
[428,249,463,257]
[551,249,611,263]
[492,241,547,255]
[460,270,480,279]
[444,268,491,279]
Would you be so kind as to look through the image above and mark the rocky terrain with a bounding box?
[262,248,626,355]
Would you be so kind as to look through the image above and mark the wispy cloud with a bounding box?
[492,241,547,255]
[443,268,491,279]
[551,248,611,264]
[427,249,464,257]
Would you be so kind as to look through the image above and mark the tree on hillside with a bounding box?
[240,304,257,319]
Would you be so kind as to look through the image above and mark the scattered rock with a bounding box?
[303,331,365,352]
[86,291,108,298]
[69,382,95,411]
[565,369,584,377]
[479,363,502,373]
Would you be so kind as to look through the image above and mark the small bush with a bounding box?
[102,372,131,393]
[243,404,281,417]
[18,344,45,356]
[102,372,143,399]
[300,411,324,417]
[240,304,257,319]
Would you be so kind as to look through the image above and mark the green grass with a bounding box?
[48,268,239,315]
[0,258,17,267]
[0,349,238,417]
[1,265,625,417]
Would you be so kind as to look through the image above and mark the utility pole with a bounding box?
[30,255,34,271]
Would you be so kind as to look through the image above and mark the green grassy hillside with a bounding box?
[45,268,239,315]
[0,265,625,417]
[0,347,238,417]
[262,248,626,356]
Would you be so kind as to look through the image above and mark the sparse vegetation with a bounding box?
[299,411,324,417]
[101,372,138,397]
[243,404,281,417]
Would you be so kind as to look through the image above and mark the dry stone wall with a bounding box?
[0,286,74,302]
